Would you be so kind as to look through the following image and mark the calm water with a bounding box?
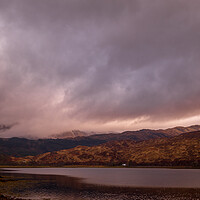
[2,167,200,188]
[1,168,200,199]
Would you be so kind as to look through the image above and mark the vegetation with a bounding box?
[0,125,199,157]
[10,131,200,167]
[0,174,37,200]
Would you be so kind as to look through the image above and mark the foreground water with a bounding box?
[3,167,200,188]
[1,167,200,199]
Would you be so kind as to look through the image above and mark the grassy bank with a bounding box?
[0,165,200,169]
[0,174,38,199]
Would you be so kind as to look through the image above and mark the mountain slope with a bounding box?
[0,137,105,157]
[86,125,200,141]
[0,125,200,157]
[12,131,200,166]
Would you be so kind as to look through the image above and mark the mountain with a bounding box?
[0,125,199,157]
[156,125,200,136]
[85,125,200,141]
[49,130,92,139]
[0,137,105,157]
[11,131,200,167]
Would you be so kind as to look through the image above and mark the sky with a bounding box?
[0,0,200,137]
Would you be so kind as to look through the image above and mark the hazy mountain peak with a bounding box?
[49,130,92,139]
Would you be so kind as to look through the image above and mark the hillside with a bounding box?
[86,125,200,141]
[0,125,199,157]
[0,137,105,157]
[11,131,200,167]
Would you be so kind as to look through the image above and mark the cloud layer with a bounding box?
[0,0,200,137]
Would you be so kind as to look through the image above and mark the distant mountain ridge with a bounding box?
[154,125,200,136]
[49,130,92,139]
[86,125,200,141]
[11,130,200,167]
[0,125,199,157]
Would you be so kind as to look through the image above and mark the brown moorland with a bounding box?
[11,131,200,167]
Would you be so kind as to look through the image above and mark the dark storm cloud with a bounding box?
[0,0,200,136]
[0,123,18,133]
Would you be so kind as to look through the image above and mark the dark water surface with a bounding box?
[3,167,200,188]
[1,167,200,200]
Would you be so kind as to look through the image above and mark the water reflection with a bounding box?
[3,167,200,188]
[1,169,200,200]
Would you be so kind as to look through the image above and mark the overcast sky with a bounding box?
[0,0,200,137]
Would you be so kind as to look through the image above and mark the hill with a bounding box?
[0,125,199,157]
[86,125,200,141]
[0,137,105,157]
[11,131,200,167]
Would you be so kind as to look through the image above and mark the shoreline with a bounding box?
[1,170,200,200]
[0,165,200,169]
